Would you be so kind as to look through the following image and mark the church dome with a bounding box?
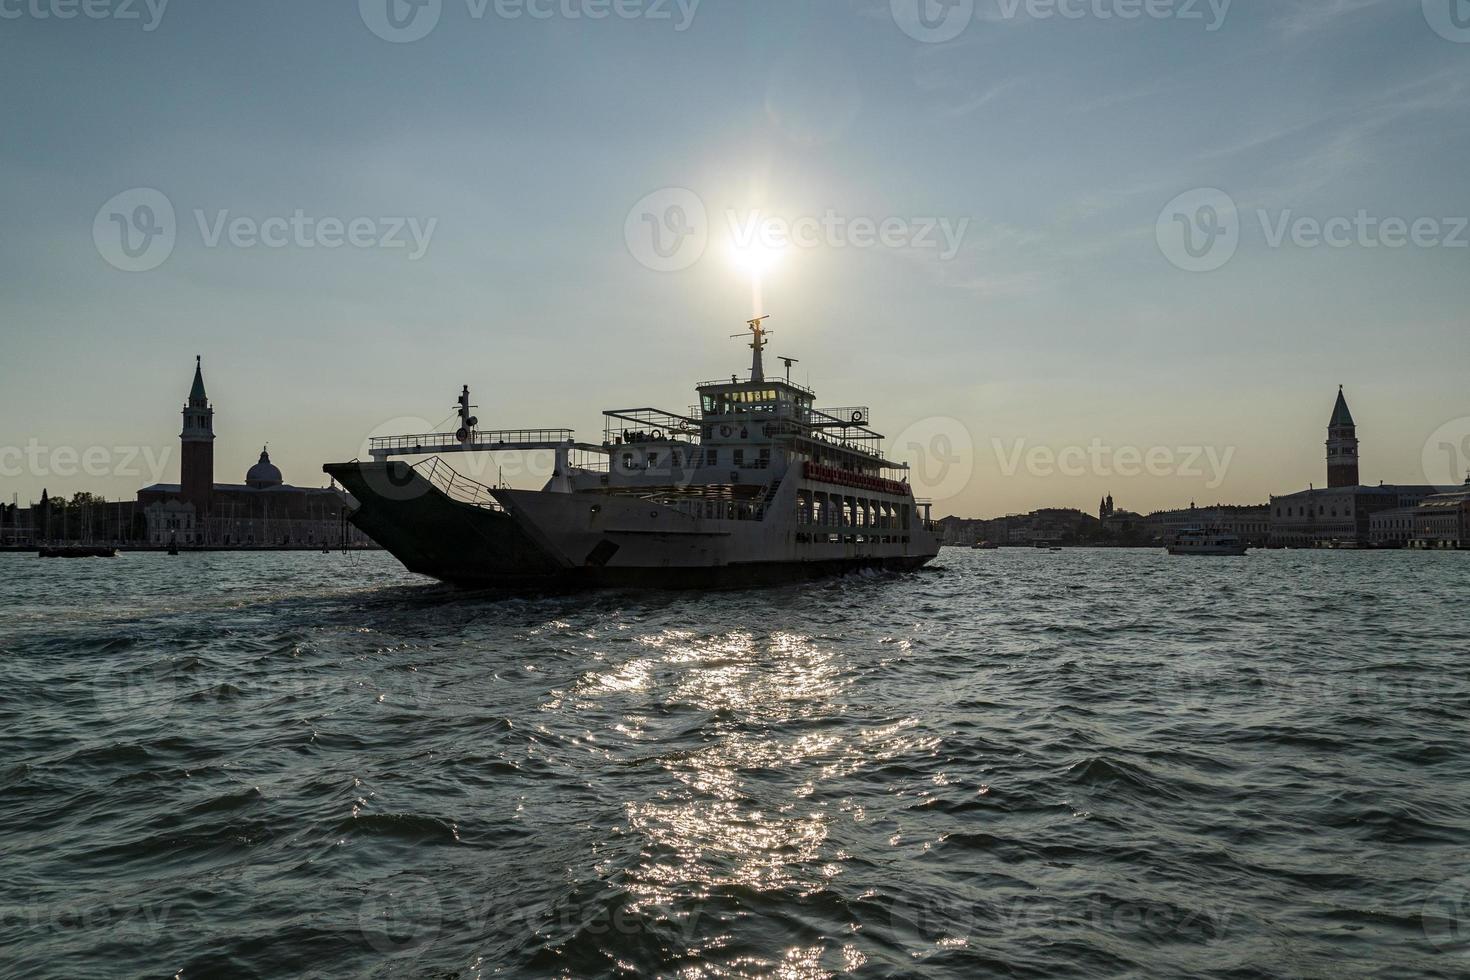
[245,447,283,489]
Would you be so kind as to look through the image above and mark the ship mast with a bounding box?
[734,316,771,383]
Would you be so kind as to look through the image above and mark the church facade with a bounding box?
[136,358,369,547]
[1269,388,1440,548]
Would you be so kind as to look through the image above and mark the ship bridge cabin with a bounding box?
[565,316,929,536]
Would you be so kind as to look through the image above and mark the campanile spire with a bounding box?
[1326,385,1359,489]
[181,355,215,513]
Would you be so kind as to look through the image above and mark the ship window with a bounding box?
[706,449,717,466]
[734,450,745,467]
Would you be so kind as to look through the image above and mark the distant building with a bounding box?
[2,358,374,549]
[1326,386,1359,489]
[135,358,365,547]
[1144,503,1271,547]
[1270,387,1439,548]
[1369,506,1419,548]
[1412,478,1470,550]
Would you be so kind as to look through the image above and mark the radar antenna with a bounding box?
[731,315,772,382]
[778,356,799,382]
[455,385,480,443]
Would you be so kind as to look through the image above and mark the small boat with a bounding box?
[1168,528,1247,556]
[971,540,999,550]
[38,545,117,558]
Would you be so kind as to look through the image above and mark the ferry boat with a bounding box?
[324,317,942,589]
[1167,528,1247,556]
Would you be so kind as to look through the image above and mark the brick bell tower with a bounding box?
[180,355,215,514]
[1326,385,1359,489]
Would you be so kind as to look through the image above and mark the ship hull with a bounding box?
[325,461,938,590]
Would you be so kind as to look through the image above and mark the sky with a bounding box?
[2,0,1468,518]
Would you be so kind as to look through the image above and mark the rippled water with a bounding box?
[3,549,1468,978]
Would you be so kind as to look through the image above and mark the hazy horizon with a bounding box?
[4,0,1468,518]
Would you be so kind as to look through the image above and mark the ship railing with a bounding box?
[370,428,576,457]
[695,378,816,397]
[413,457,503,511]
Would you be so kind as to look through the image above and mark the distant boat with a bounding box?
[1168,528,1247,557]
[971,540,999,550]
[38,545,117,558]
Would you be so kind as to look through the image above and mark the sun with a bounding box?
[726,236,788,279]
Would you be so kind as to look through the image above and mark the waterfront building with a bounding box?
[1369,506,1420,548]
[1143,504,1271,547]
[135,359,366,547]
[1269,388,1439,548]
[1411,477,1470,550]
[3,359,374,549]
